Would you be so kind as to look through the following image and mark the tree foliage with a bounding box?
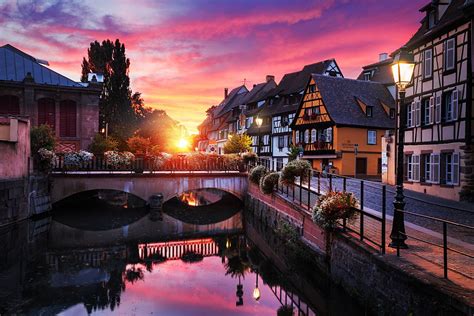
[223,133,252,154]
[31,124,56,154]
[126,135,152,155]
[88,133,119,155]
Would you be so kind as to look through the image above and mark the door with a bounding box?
[356,158,367,176]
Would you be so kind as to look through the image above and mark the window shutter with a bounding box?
[453,153,459,185]
[435,96,442,123]
[414,155,420,181]
[415,101,421,126]
[452,90,459,120]
[429,97,435,124]
[432,154,440,183]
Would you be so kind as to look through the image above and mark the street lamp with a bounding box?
[389,46,415,249]
[253,272,261,301]
[255,116,263,157]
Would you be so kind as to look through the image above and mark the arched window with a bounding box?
[38,98,55,129]
[304,130,309,144]
[311,129,317,143]
[60,100,77,137]
[0,95,20,115]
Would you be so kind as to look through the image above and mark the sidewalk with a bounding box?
[275,184,474,294]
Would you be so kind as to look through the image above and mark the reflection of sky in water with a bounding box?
[59,257,279,316]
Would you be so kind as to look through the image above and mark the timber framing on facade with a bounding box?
[393,0,474,201]
[291,74,395,177]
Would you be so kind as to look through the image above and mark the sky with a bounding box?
[0,0,427,133]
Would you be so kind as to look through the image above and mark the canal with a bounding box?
[0,189,368,315]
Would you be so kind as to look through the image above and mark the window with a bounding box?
[363,71,371,81]
[308,84,316,93]
[414,101,421,126]
[443,90,458,122]
[367,130,377,145]
[442,153,459,185]
[59,100,77,137]
[38,98,56,129]
[445,38,455,71]
[311,129,317,143]
[304,130,309,144]
[366,106,373,117]
[295,130,300,144]
[273,116,281,128]
[421,153,440,183]
[278,136,285,149]
[0,95,20,115]
[423,49,432,79]
[390,108,396,119]
[325,128,333,142]
[428,10,436,29]
[421,98,431,126]
[405,154,420,182]
[406,103,413,127]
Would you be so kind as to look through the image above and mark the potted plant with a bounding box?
[249,165,267,185]
[279,159,312,185]
[260,172,280,194]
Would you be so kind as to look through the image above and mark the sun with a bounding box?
[177,138,189,150]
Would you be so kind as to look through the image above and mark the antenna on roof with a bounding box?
[35,58,49,66]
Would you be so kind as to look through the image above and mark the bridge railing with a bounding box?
[52,154,247,173]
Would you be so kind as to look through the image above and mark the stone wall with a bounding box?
[460,144,474,201]
[246,183,473,316]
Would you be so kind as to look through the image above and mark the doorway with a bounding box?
[356,158,367,176]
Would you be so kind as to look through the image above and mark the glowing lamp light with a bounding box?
[255,117,263,127]
[226,239,231,249]
[391,46,415,91]
[253,287,261,301]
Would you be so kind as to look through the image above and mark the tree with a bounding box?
[31,124,56,154]
[88,133,119,155]
[126,135,151,155]
[81,39,138,142]
[223,133,252,154]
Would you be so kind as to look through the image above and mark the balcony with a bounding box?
[303,141,334,155]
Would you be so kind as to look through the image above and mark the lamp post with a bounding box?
[255,116,263,157]
[389,46,415,249]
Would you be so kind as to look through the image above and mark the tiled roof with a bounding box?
[357,58,394,85]
[0,44,84,87]
[404,0,472,49]
[311,74,395,129]
[215,85,248,117]
[257,59,340,117]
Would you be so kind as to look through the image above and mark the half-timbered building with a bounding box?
[0,44,101,152]
[248,60,343,170]
[358,53,397,99]
[397,0,474,200]
[291,75,395,177]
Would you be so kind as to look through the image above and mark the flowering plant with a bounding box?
[280,159,312,185]
[312,191,359,230]
[64,150,93,168]
[152,152,172,169]
[105,151,135,168]
[37,148,57,172]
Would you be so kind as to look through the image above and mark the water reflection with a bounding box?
[0,189,365,315]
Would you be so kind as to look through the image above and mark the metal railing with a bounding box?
[53,155,245,173]
[395,210,474,279]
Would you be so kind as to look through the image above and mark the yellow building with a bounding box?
[291,74,395,178]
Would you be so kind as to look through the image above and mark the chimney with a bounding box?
[266,75,275,83]
[224,88,229,98]
[379,53,388,62]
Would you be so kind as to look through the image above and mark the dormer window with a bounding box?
[428,10,436,29]
[366,106,373,117]
[308,84,316,93]
[363,71,372,81]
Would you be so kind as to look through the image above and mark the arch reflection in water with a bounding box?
[52,189,148,231]
[165,188,243,225]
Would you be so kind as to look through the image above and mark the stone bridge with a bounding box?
[50,172,248,204]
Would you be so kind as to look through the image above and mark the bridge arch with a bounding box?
[51,173,248,204]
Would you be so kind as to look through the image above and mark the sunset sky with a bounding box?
[0,0,426,133]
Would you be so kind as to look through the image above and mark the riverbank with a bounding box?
[246,183,473,315]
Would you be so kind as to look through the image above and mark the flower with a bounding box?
[312,191,359,230]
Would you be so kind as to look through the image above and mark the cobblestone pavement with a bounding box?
[305,176,474,243]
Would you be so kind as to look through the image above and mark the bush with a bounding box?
[223,133,252,154]
[222,154,243,169]
[127,135,151,155]
[242,152,257,164]
[37,148,56,172]
[64,150,94,169]
[260,172,280,194]
[249,165,267,185]
[31,124,56,154]
[279,159,312,185]
[312,191,359,230]
[88,133,119,155]
[104,151,135,167]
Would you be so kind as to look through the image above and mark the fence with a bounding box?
[250,158,474,278]
[52,154,246,173]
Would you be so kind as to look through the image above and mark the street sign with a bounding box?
[354,143,359,156]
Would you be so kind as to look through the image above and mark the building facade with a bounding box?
[396,0,474,201]
[291,75,395,177]
[0,44,101,152]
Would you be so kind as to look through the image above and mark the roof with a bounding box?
[403,0,472,49]
[0,44,85,87]
[310,74,395,129]
[357,57,394,85]
[239,80,277,118]
[257,59,341,117]
[214,85,248,117]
